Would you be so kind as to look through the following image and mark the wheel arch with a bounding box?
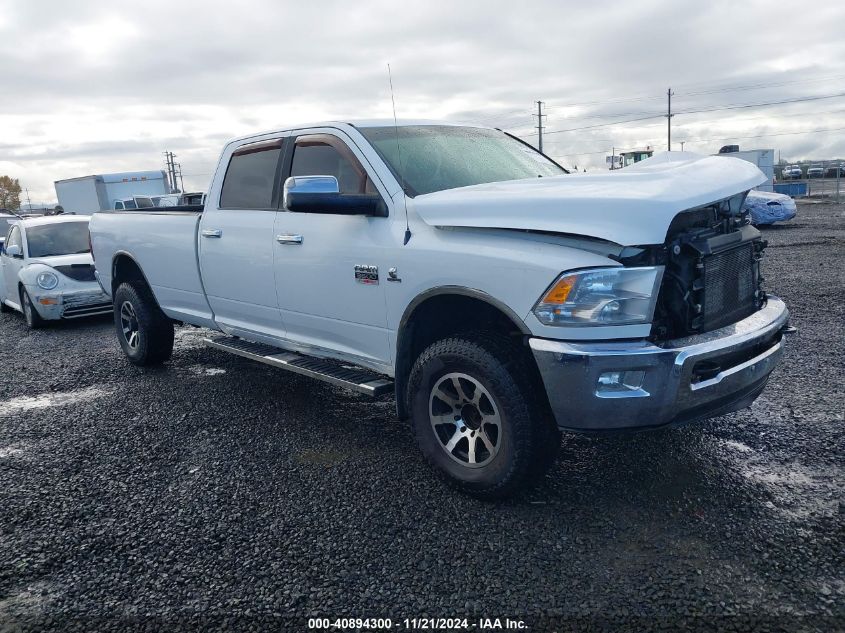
[111,251,154,297]
[394,286,533,420]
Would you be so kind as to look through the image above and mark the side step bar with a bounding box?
[203,335,394,397]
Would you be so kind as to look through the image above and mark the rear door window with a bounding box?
[220,141,283,209]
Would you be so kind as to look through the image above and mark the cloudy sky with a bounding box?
[1,0,844,203]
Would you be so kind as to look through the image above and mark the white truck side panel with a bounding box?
[90,211,215,328]
[101,171,170,208]
[55,177,106,214]
[56,171,170,212]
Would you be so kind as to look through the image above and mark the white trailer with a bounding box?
[55,171,170,213]
[715,149,774,192]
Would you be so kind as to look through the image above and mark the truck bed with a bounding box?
[89,208,215,328]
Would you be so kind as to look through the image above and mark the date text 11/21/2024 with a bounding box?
[307,617,527,630]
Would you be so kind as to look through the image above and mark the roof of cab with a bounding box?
[227,119,495,147]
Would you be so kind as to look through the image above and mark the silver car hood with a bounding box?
[411,152,766,246]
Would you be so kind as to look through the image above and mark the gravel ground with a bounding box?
[0,201,842,632]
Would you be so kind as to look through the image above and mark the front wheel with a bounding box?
[113,282,174,366]
[21,289,45,329]
[407,334,560,499]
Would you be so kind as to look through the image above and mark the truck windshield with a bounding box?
[359,125,565,196]
[26,222,91,258]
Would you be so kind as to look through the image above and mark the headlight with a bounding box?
[36,272,59,290]
[533,266,664,327]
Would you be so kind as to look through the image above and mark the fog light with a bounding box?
[596,370,646,395]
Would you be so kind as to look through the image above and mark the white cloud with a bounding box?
[0,0,843,200]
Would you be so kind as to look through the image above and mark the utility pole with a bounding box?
[163,152,172,192]
[666,87,674,151]
[176,163,185,193]
[163,151,179,193]
[679,141,685,151]
[24,188,32,211]
[534,100,546,154]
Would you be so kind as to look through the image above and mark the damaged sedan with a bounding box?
[0,215,111,328]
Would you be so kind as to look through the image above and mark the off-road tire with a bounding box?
[407,333,560,500]
[21,288,45,329]
[113,282,174,366]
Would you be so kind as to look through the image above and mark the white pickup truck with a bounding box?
[89,121,789,498]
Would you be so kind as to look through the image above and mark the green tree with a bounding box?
[0,176,22,210]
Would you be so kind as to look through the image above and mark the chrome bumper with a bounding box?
[529,297,789,432]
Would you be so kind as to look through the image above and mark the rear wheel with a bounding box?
[21,289,45,329]
[113,282,174,366]
[407,334,559,499]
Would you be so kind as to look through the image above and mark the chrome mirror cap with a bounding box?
[283,175,339,210]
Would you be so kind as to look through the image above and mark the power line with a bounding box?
[524,91,845,137]
[546,125,845,161]
[674,106,845,129]
[541,72,845,112]
[675,73,845,98]
[475,72,845,131]
[680,125,845,145]
[675,92,845,116]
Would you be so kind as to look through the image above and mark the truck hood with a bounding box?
[411,152,766,246]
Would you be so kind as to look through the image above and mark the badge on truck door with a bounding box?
[354,265,379,285]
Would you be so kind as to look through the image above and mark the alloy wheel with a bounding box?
[429,372,502,468]
[120,301,140,350]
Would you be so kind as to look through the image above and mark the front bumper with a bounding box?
[530,297,789,432]
[31,288,112,320]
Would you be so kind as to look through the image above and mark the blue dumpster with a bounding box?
[773,182,807,196]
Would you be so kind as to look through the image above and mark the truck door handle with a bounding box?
[201,229,223,238]
[276,234,303,245]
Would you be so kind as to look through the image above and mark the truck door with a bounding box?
[198,137,287,343]
[273,131,393,371]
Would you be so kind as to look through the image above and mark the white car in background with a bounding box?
[113,196,155,210]
[0,216,111,328]
[151,194,181,207]
[0,213,18,251]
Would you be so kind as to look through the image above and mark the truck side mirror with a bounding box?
[283,176,387,217]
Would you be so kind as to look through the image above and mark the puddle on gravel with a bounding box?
[0,581,56,619]
[174,327,206,348]
[184,364,227,376]
[723,440,755,453]
[0,443,27,458]
[730,454,839,519]
[0,385,110,416]
[705,434,842,520]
